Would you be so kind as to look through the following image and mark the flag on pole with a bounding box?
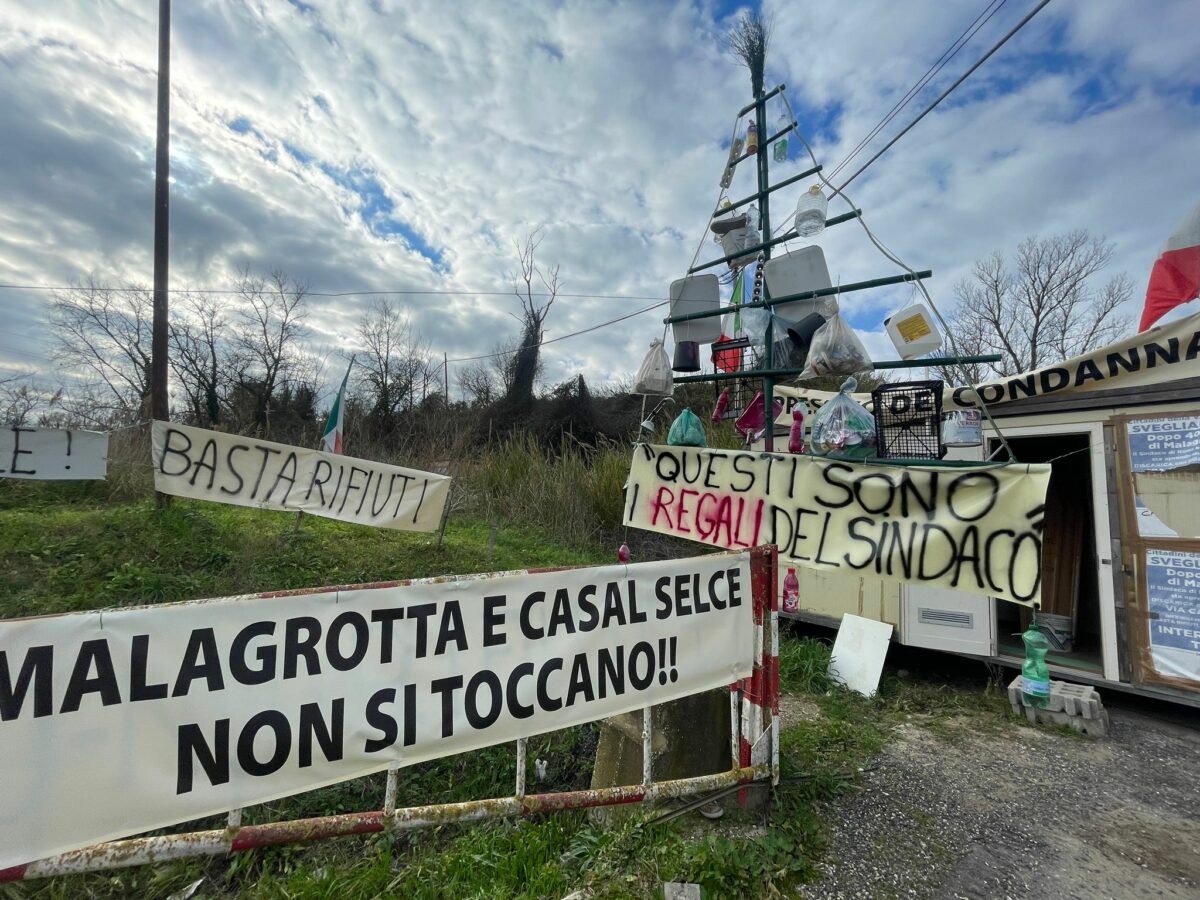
[713,270,745,373]
[1139,201,1200,332]
[322,356,354,455]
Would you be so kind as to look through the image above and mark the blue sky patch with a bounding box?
[319,164,447,271]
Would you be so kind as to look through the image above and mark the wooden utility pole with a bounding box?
[151,0,171,503]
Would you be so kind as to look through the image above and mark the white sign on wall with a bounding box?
[0,552,753,868]
[151,421,449,531]
[0,427,109,480]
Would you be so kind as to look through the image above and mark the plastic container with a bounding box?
[762,246,833,325]
[746,121,758,155]
[782,568,799,613]
[884,303,943,359]
[794,185,828,237]
[774,113,789,162]
[1020,621,1051,709]
[787,408,805,453]
[941,409,982,447]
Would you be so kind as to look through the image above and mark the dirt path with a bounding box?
[797,703,1200,899]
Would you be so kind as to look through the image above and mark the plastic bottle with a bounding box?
[1020,620,1051,708]
[788,407,805,453]
[746,121,758,155]
[774,113,789,162]
[794,185,828,237]
[782,568,799,613]
[712,387,730,422]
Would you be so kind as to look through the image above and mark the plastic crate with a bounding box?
[871,380,945,460]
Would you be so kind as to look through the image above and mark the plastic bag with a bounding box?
[667,408,707,447]
[634,339,672,396]
[809,377,876,458]
[797,313,873,379]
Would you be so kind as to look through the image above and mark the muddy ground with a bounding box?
[796,696,1200,899]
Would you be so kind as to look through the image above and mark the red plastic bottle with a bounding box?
[712,387,730,422]
[787,407,805,453]
[782,567,799,613]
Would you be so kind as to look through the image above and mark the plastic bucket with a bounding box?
[942,409,982,447]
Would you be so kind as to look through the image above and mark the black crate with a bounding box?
[871,380,945,460]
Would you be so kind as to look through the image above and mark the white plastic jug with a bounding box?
[884,303,943,359]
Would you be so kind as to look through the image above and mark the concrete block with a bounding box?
[1007,676,1109,737]
[663,883,701,900]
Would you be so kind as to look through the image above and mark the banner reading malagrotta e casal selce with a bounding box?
[0,552,753,869]
[151,421,449,531]
[624,445,1050,606]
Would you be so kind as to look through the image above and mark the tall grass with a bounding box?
[452,434,631,548]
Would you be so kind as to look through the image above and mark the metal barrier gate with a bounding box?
[0,546,779,883]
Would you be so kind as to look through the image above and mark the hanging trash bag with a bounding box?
[667,408,707,447]
[809,377,876,458]
[796,312,873,380]
[634,339,673,396]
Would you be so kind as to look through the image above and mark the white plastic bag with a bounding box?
[634,339,672,396]
[797,313,873,379]
[809,377,876,458]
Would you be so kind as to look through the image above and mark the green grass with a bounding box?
[0,479,1021,899]
[0,493,607,620]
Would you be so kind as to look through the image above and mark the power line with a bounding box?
[446,299,668,363]
[0,283,667,302]
[827,0,1007,183]
[836,0,1053,192]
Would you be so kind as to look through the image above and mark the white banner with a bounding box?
[624,444,1050,606]
[152,421,449,531]
[778,310,1200,414]
[0,426,108,480]
[0,553,753,868]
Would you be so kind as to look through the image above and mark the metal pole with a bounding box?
[755,89,775,452]
[151,0,171,503]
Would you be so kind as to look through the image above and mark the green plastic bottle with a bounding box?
[1021,620,1051,709]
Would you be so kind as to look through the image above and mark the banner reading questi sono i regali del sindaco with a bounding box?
[624,444,1050,606]
[0,552,752,869]
[151,421,449,531]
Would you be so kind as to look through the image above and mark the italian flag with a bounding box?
[322,357,354,455]
[1139,200,1200,332]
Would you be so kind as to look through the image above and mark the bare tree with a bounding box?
[355,297,434,431]
[933,231,1132,381]
[228,269,309,435]
[505,228,559,407]
[49,278,154,422]
[169,291,228,427]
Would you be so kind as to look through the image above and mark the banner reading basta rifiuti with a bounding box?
[151,421,449,531]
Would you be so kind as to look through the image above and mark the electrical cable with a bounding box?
[0,283,668,302]
[782,92,1016,460]
[446,298,669,363]
[835,0,1053,192]
[826,0,1007,183]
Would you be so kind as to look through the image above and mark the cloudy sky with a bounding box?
[1,0,1197,402]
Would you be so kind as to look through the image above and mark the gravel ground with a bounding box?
[797,702,1200,899]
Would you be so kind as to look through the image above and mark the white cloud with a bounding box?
[0,0,1196,402]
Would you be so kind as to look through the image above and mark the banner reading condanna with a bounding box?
[779,310,1200,414]
[151,421,449,531]
[624,445,1050,605]
[0,552,753,869]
